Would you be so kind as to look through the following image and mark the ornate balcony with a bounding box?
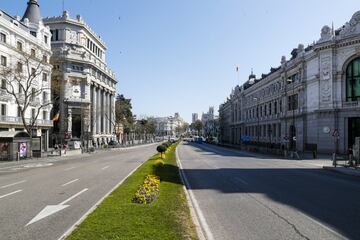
[342,101,360,108]
[0,89,12,102]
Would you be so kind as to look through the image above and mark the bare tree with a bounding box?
[0,52,54,157]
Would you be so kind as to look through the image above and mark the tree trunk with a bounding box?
[29,135,33,159]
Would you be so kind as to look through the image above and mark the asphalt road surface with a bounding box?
[178,142,360,240]
[0,144,156,240]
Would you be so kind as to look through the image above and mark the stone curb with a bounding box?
[176,145,210,240]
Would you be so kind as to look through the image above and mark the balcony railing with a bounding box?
[0,89,12,101]
[342,101,360,108]
[29,97,41,107]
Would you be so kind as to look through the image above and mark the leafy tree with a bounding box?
[115,94,134,134]
[156,145,166,159]
[181,122,189,133]
[193,120,203,136]
[0,53,56,157]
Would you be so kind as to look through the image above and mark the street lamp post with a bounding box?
[287,77,296,152]
[253,97,260,145]
[249,71,260,146]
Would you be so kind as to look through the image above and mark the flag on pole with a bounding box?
[236,66,239,72]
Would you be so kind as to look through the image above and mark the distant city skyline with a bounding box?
[1,0,359,122]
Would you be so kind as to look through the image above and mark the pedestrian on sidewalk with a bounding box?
[348,148,354,167]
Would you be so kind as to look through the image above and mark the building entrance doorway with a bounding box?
[72,114,82,138]
[348,118,360,148]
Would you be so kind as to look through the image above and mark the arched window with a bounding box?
[346,57,360,101]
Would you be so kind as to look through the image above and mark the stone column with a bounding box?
[103,90,106,134]
[109,94,113,135]
[92,85,97,135]
[97,87,101,134]
[108,92,111,134]
[105,92,109,134]
[101,89,104,133]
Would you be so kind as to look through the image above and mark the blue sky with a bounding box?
[2,0,359,122]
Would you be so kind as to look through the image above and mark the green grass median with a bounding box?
[67,143,198,240]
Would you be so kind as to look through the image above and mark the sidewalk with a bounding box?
[0,142,158,170]
[217,143,360,177]
[218,143,332,161]
[323,166,360,177]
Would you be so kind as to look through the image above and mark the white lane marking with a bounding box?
[0,190,23,200]
[176,147,214,240]
[0,180,27,189]
[58,160,147,240]
[61,179,79,187]
[64,167,76,171]
[60,188,88,205]
[235,177,249,185]
[27,188,89,226]
[191,144,347,240]
[102,166,109,170]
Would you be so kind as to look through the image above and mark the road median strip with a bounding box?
[65,142,199,240]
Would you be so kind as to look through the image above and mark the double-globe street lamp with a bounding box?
[286,77,296,152]
[249,73,260,146]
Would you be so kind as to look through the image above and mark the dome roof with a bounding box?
[22,0,42,24]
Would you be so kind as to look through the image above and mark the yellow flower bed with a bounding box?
[132,175,160,204]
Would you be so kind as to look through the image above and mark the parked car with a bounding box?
[108,140,119,148]
[193,136,203,144]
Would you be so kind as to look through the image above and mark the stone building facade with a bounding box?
[43,11,117,147]
[219,11,360,154]
[0,0,53,154]
[155,113,185,137]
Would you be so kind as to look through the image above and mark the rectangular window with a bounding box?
[31,68,36,76]
[42,55,48,63]
[278,123,281,137]
[17,62,23,72]
[42,73,48,82]
[279,100,282,112]
[31,88,36,101]
[288,94,299,111]
[1,56,7,66]
[0,33,6,43]
[17,107,21,117]
[269,103,272,115]
[30,31,37,37]
[263,125,266,136]
[1,104,6,116]
[18,82,22,94]
[287,73,300,84]
[31,108,36,119]
[43,91,48,103]
[43,111,47,120]
[274,101,277,114]
[1,79,6,90]
[44,35,48,44]
[31,49,36,58]
[17,41,23,51]
[264,104,267,116]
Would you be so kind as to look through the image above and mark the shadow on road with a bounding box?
[180,143,360,240]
